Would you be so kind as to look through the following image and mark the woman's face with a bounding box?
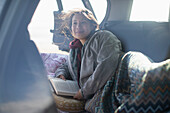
[71,13,94,42]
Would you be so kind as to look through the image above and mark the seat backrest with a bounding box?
[103,21,170,62]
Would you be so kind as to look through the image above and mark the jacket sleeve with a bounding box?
[81,31,122,99]
[55,60,72,80]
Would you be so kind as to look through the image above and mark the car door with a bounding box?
[0,0,57,113]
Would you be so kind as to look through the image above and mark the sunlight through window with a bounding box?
[89,0,107,23]
[28,0,62,53]
[62,0,85,12]
[130,0,170,22]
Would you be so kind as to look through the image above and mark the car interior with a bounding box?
[0,0,169,113]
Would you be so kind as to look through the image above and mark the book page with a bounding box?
[49,78,79,96]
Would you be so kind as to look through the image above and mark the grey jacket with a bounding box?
[55,30,122,99]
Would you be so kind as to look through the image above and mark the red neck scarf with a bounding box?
[69,39,82,87]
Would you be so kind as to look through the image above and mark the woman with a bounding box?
[55,8,123,112]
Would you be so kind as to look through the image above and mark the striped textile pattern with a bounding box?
[95,52,170,113]
[116,59,170,113]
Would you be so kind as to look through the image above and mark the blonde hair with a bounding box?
[59,8,99,37]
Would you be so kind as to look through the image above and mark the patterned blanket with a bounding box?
[86,52,170,113]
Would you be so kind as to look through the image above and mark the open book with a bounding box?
[49,78,79,96]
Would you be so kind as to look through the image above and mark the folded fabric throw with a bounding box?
[115,59,170,113]
[90,51,170,113]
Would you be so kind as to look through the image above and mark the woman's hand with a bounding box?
[57,75,66,81]
[74,89,83,100]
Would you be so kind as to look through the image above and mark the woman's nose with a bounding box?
[76,23,82,29]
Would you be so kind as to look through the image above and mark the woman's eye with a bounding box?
[81,21,86,24]
[73,22,77,25]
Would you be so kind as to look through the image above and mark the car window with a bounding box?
[89,0,107,23]
[62,0,85,12]
[130,0,170,22]
[28,0,67,54]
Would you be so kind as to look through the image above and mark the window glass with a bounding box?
[62,0,85,12]
[89,0,107,23]
[130,0,170,22]
[28,0,67,53]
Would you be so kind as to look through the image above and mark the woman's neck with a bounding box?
[79,39,86,45]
